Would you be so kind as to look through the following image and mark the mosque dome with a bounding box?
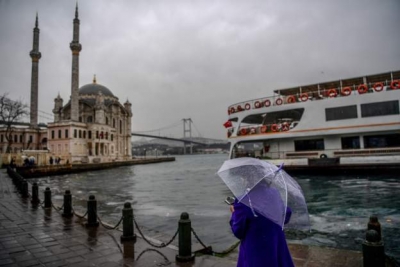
[79,75,114,97]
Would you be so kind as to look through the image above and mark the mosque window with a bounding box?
[51,131,55,139]
[96,131,99,139]
[14,135,18,143]
[87,116,93,123]
[74,129,77,138]
[58,130,62,138]
[100,131,104,139]
[120,120,122,134]
[111,145,114,154]
[106,132,108,140]
[65,129,69,138]
[29,135,33,142]
[0,134,3,142]
[19,135,22,143]
[106,117,109,125]
[83,131,86,139]
[111,134,113,141]
[88,131,92,139]
[113,119,115,128]
[79,116,82,122]
[79,130,82,138]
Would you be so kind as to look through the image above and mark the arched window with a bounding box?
[106,117,109,125]
[87,116,93,123]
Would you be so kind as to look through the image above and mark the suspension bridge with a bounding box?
[131,118,214,154]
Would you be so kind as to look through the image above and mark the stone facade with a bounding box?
[48,77,132,163]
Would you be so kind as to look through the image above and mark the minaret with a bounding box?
[70,3,82,121]
[29,13,41,128]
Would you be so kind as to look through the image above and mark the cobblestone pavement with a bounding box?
[0,169,363,267]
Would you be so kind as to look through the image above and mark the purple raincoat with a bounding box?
[230,200,294,267]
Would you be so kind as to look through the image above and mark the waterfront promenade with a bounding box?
[0,169,365,266]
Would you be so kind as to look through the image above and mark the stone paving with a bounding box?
[0,169,365,266]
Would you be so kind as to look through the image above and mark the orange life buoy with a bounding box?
[230,107,235,114]
[260,125,267,133]
[287,95,296,103]
[240,128,247,135]
[328,89,337,98]
[275,98,283,105]
[245,103,251,110]
[357,84,368,94]
[271,124,278,132]
[250,128,256,134]
[300,93,308,102]
[373,82,384,92]
[390,80,400,89]
[341,87,352,96]
[264,99,271,107]
[254,101,261,108]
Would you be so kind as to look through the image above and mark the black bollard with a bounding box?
[121,202,136,242]
[44,187,52,209]
[21,180,29,198]
[31,183,40,205]
[176,212,195,262]
[85,195,99,227]
[62,190,73,217]
[368,215,381,241]
[362,229,385,267]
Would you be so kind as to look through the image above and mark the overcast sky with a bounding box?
[1,0,399,140]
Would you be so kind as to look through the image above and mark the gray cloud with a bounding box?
[1,0,399,139]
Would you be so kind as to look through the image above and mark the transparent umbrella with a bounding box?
[217,157,310,230]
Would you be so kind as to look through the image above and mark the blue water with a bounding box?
[33,154,400,261]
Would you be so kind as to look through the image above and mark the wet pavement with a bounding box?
[0,169,364,266]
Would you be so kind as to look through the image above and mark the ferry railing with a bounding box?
[227,79,400,116]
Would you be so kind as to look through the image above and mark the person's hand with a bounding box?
[230,205,235,213]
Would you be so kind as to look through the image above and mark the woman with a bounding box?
[230,197,294,267]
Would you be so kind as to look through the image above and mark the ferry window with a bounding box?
[341,136,360,149]
[65,129,69,138]
[295,139,324,151]
[51,130,55,139]
[325,105,357,121]
[361,100,399,118]
[364,134,400,148]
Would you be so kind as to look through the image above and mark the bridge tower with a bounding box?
[182,118,193,154]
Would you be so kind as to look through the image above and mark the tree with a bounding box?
[0,93,29,153]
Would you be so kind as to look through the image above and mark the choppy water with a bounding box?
[33,154,400,261]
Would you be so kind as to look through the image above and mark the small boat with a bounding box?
[224,70,400,173]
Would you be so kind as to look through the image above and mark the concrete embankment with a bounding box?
[14,157,175,178]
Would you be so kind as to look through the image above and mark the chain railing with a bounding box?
[5,166,241,260]
[133,216,179,248]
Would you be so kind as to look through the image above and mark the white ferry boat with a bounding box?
[225,70,400,173]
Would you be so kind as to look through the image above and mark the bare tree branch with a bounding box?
[0,93,29,153]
